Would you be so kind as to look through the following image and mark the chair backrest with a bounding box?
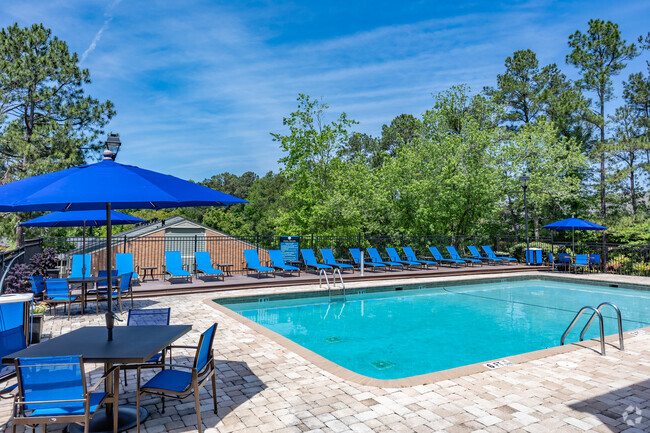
[0,326,27,369]
[127,308,171,326]
[402,247,417,261]
[590,254,601,264]
[320,249,337,264]
[195,251,213,272]
[165,251,184,272]
[467,246,481,258]
[119,272,132,292]
[29,275,45,295]
[366,248,382,262]
[71,254,91,278]
[446,246,461,259]
[481,245,496,258]
[97,270,118,287]
[349,248,361,264]
[45,278,69,297]
[428,246,443,260]
[548,252,554,263]
[16,355,85,412]
[115,253,134,274]
[575,254,589,265]
[301,249,318,265]
[194,323,218,372]
[244,249,261,267]
[386,247,401,262]
[268,250,286,267]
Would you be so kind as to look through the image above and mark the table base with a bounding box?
[67,405,148,433]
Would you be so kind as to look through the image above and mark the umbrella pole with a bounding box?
[106,203,113,341]
[82,221,86,277]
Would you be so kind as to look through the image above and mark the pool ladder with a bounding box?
[560,302,624,356]
[320,269,346,301]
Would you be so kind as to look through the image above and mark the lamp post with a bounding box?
[105,133,121,160]
[519,174,530,265]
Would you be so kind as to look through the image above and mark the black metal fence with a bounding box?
[26,233,650,278]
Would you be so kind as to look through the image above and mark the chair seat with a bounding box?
[142,369,192,394]
[330,262,353,268]
[0,364,15,380]
[250,265,274,272]
[47,295,77,301]
[277,265,299,271]
[169,270,191,277]
[146,353,163,363]
[28,392,107,417]
[307,263,331,269]
[199,268,223,275]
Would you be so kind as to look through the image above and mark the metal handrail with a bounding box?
[561,306,606,356]
[320,269,346,301]
[319,269,331,293]
[579,302,624,351]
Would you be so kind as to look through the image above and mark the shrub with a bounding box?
[29,248,58,276]
[4,263,33,294]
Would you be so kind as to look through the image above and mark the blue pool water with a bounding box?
[218,279,650,379]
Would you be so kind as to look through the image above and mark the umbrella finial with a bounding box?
[103,150,113,160]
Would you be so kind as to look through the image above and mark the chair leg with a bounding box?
[124,368,128,386]
[130,291,134,309]
[136,369,141,433]
[194,385,202,433]
[211,371,218,415]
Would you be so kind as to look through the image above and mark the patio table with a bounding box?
[140,266,157,282]
[68,276,110,314]
[3,324,192,433]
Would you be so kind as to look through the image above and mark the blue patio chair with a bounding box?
[428,246,465,267]
[115,272,134,313]
[136,324,219,433]
[301,249,332,274]
[349,248,386,271]
[29,275,45,299]
[164,251,192,283]
[268,250,300,277]
[589,254,601,272]
[467,246,502,264]
[116,253,140,283]
[45,278,80,319]
[548,252,557,271]
[244,249,275,279]
[320,248,354,273]
[69,254,92,278]
[120,308,171,386]
[195,252,224,282]
[96,269,119,288]
[481,246,517,263]
[402,247,438,269]
[572,254,590,273]
[11,355,119,433]
[0,320,27,397]
[557,253,571,271]
[385,247,423,269]
[446,246,482,266]
[366,248,403,270]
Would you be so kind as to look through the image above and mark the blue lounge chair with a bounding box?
[70,254,92,278]
[45,278,80,319]
[121,308,171,386]
[428,246,466,267]
[301,249,333,274]
[589,254,601,272]
[386,247,423,269]
[366,248,404,270]
[268,250,300,276]
[244,249,275,278]
[349,248,386,271]
[136,324,219,433]
[164,251,193,283]
[320,248,354,273]
[12,355,119,433]
[446,246,482,266]
[402,247,438,269]
[572,254,590,273]
[481,245,517,263]
[0,304,27,397]
[116,253,140,283]
[195,252,224,282]
[468,245,502,264]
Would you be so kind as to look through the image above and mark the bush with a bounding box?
[29,248,58,276]
[4,263,33,294]
[508,242,567,263]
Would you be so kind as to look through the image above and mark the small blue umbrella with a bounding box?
[542,217,607,253]
[21,210,146,276]
[0,151,247,340]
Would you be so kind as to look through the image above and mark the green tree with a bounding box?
[566,19,639,228]
[0,23,115,243]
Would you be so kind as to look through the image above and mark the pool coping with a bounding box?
[204,272,650,388]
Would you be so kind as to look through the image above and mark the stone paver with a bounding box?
[2,272,650,432]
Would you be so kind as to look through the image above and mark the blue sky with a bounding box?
[1,0,648,180]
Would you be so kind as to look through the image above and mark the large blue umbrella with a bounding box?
[0,151,247,340]
[21,210,146,276]
[542,217,607,253]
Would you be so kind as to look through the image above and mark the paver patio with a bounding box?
[2,271,650,432]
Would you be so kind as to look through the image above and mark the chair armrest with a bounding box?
[167,345,198,350]
[87,365,120,393]
[137,363,195,371]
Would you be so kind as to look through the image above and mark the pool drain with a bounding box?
[325,336,342,343]
[371,360,395,370]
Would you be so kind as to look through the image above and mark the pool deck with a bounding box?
[3,271,650,432]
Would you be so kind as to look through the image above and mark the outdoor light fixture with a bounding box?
[104,133,122,160]
[519,174,530,264]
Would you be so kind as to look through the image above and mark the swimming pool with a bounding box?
[216,278,650,380]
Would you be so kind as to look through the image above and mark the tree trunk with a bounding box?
[599,96,607,267]
[533,213,540,241]
[506,195,519,242]
[630,153,637,215]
